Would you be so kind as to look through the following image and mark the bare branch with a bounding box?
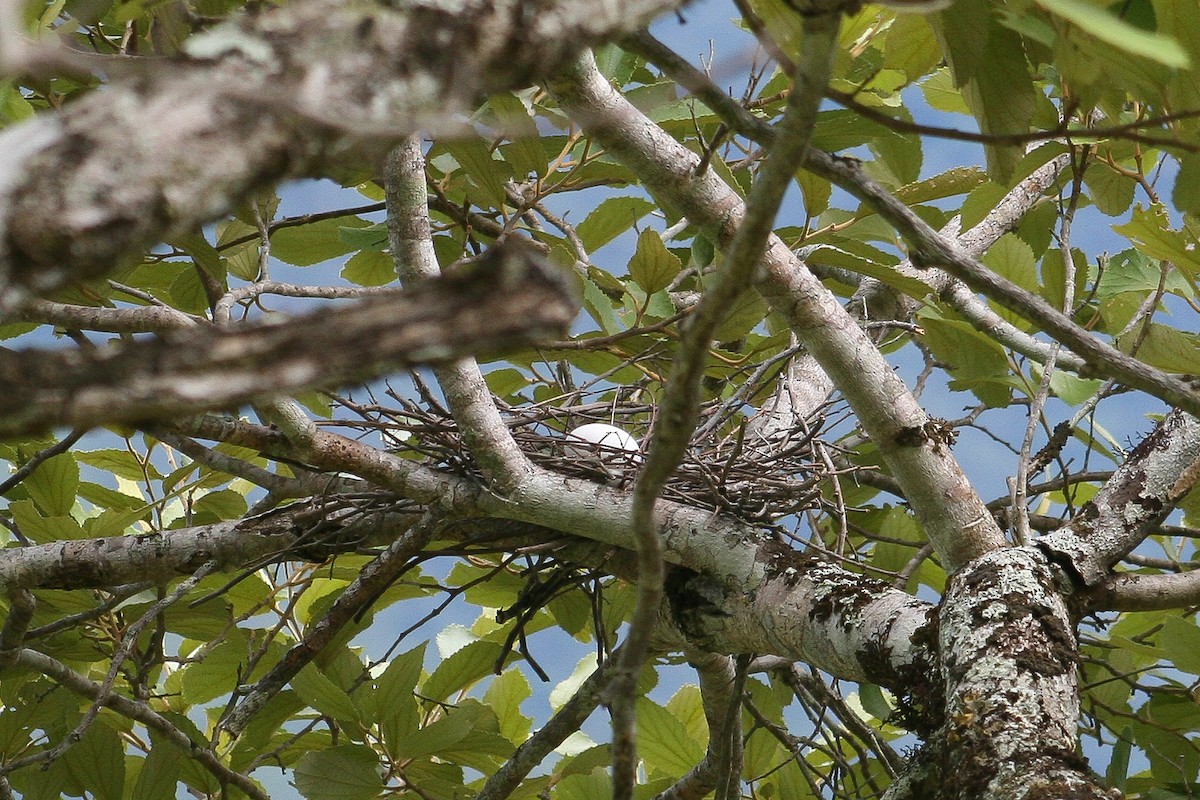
[546,49,1006,573]
[386,135,532,491]
[0,0,686,307]
[0,246,577,437]
[1039,409,1200,585]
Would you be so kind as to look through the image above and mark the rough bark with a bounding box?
[0,243,576,437]
[0,0,685,307]
[545,52,1006,573]
[1039,409,1200,585]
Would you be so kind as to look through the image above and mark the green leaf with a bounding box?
[713,290,769,342]
[1035,0,1189,68]
[982,234,1038,293]
[293,745,382,800]
[421,639,504,703]
[636,698,704,777]
[389,710,472,759]
[1096,249,1191,299]
[131,746,181,800]
[581,277,622,334]
[65,723,124,800]
[1116,324,1200,373]
[181,637,248,705]
[1106,726,1133,790]
[292,664,361,724]
[76,448,158,481]
[338,222,389,252]
[1159,617,1200,675]
[24,453,78,516]
[858,684,894,721]
[9,499,85,543]
[272,216,371,266]
[1085,163,1136,217]
[484,367,529,399]
[192,488,248,521]
[629,229,682,295]
[933,0,1038,180]
[575,196,656,253]
[341,250,395,287]
[443,137,510,207]
[1173,153,1200,215]
[490,92,546,179]
[484,669,532,744]
[1113,205,1200,277]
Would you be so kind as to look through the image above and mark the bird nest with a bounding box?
[327,386,838,528]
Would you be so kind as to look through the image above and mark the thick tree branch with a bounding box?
[386,136,532,492]
[1039,409,1200,585]
[0,247,577,437]
[937,547,1109,798]
[808,153,1200,419]
[545,52,1006,573]
[0,0,685,308]
[1085,569,1200,612]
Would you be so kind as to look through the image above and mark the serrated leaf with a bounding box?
[933,0,1037,180]
[1116,324,1200,373]
[271,217,371,267]
[338,222,388,252]
[341,250,395,287]
[1113,204,1200,277]
[1174,153,1200,215]
[1035,0,1189,68]
[191,488,247,521]
[368,643,425,729]
[1085,163,1136,217]
[444,137,510,207]
[389,710,472,759]
[76,449,158,482]
[65,723,123,800]
[293,664,361,724]
[131,746,180,800]
[484,367,528,398]
[982,234,1038,293]
[575,196,656,253]
[1096,249,1191,299]
[293,745,382,800]
[713,290,768,342]
[421,639,503,703]
[10,499,84,543]
[181,637,248,705]
[629,229,682,295]
[857,684,893,721]
[484,669,531,744]
[1160,618,1200,675]
[581,278,621,334]
[490,92,546,179]
[24,452,78,516]
[636,698,704,777]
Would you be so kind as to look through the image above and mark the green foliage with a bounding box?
[5,0,1200,797]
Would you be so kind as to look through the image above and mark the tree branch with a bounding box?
[1038,409,1200,585]
[0,0,686,308]
[545,50,1006,573]
[0,246,577,437]
[386,136,532,492]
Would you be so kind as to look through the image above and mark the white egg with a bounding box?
[564,423,643,465]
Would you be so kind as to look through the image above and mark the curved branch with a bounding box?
[386,136,532,491]
[1039,409,1200,585]
[14,648,269,800]
[545,51,1006,573]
